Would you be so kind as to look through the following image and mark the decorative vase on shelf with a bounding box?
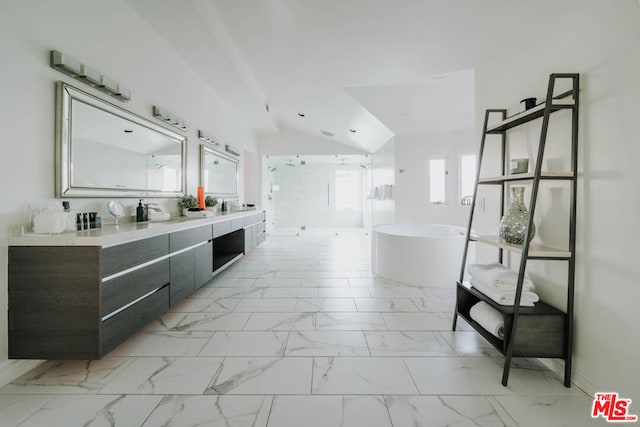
[499,186,535,244]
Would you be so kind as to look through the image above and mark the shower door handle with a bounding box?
[327,184,330,207]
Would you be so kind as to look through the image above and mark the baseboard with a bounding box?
[537,358,602,397]
[0,359,45,387]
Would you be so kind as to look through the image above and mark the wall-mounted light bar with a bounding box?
[50,50,131,101]
[225,144,240,156]
[198,130,220,147]
[152,106,189,132]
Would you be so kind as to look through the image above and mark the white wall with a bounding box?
[394,130,475,227]
[473,1,640,400]
[0,0,257,364]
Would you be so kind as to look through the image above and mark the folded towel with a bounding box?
[471,279,539,307]
[470,301,504,339]
[467,262,535,291]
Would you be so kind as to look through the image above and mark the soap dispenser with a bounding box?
[136,200,145,222]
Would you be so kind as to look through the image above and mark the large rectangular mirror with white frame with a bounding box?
[200,145,239,198]
[56,82,186,197]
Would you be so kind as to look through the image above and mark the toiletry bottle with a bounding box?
[136,200,145,222]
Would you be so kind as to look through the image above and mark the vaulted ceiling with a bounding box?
[126,0,581,152]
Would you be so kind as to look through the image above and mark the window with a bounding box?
[429,158,447,204]
[460,154,477,205]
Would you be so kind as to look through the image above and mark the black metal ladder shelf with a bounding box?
[452,73,579,387]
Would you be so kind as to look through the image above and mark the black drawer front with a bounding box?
[170,225,212,252]
[101,235,169,277]
[195,241,214,289]
[212,220,232,238]
[100,259,170,317]
[100,286,169,356]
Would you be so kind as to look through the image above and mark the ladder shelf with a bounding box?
[452,73,579,387]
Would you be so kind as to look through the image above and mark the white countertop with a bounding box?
[9,210,261,248]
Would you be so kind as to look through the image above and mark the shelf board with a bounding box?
[478,171,575,184]
[457,281,566,316]
[486,99,575,133]
[469,234,571,259]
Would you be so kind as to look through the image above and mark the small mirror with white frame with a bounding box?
[200,145,239,198]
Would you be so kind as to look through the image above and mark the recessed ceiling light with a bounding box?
[298,113,305,117]
[124,129,133,133]
[349,129,356,133]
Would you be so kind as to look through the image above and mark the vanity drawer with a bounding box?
[231,218,245,232]
[169,225,212,252]
[257,231,266,245]
[258,211,266,222]
[212,220,232,238]
[257,222,266,234]
[100,259,170,317]
[244,213,259,227]
[101,235,169,277]
[100,286,169,356]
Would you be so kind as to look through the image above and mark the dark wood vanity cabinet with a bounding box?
[8,212,266,360]
[8,235,172,359]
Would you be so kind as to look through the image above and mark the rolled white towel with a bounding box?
[467,262,535,291]
[469,301,504,339]
[471,279,539,307]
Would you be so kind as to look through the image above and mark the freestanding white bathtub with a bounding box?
[372,223,473,287]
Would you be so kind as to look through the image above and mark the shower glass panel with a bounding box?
[264,155,370,233]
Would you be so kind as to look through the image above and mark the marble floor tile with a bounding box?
[232,298,297,312]
[146,312,251,331]
[300,277,351,287]
[386,395,512,427]
[268,395,392,427]
[405,357,583,396]
[244,312,315,330]
[99,357,223,394]
[167,297,240,313]
[203,286,268,299]
[253,277,303,287]
[440,331,504,357]
[142,395,272,427]
[262,287,318,298]
[365,331,455,356]
[295,297,357,312]
[206,357,312,394]
[411,297,457,312]
[199,331,288,357]
[316,312,388,330]
[382,312,453,331]
[0,394,54,426]
[312,357,418,394]
[317,287,373,298]
[495,395,604,427]
[202,278,257,288]
[355,297,419,312]
[367,285,429,298]
[0,358,133,394]
[285,331,370,356]
[110,331,212,357]
[17,394,162,427]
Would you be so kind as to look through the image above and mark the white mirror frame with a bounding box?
[56,81,187,198]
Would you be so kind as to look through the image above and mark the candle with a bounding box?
[197,186,205,209]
